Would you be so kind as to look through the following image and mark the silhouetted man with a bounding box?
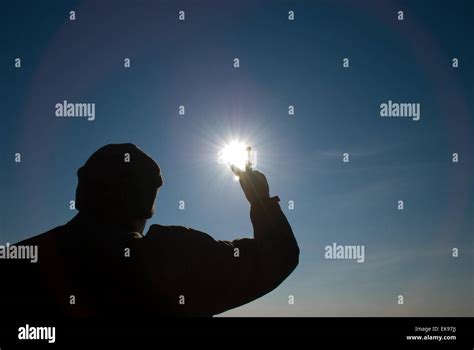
[1,144,298,321]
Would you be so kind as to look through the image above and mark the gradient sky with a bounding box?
[1,0,473,316]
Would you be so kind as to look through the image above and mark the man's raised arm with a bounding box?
[209,168,299,314]
[143,168,299,316]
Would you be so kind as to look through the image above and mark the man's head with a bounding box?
[75,144,163,230]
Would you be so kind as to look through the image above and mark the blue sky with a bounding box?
[1,0,473,316]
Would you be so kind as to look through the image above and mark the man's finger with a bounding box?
[229,163,243,177]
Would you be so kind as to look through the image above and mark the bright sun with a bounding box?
[217,140,253,171]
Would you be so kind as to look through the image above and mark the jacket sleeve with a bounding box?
[159,196,299,316]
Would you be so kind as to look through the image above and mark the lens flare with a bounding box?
[217,141,256,171]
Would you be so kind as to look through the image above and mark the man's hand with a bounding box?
[230,165,270,205]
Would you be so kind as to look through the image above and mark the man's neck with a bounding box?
[71,212,146,235]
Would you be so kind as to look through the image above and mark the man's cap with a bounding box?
[75,143,163,219]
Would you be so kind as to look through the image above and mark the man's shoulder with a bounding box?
[144,224,216,244]
[15,224,67,246]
